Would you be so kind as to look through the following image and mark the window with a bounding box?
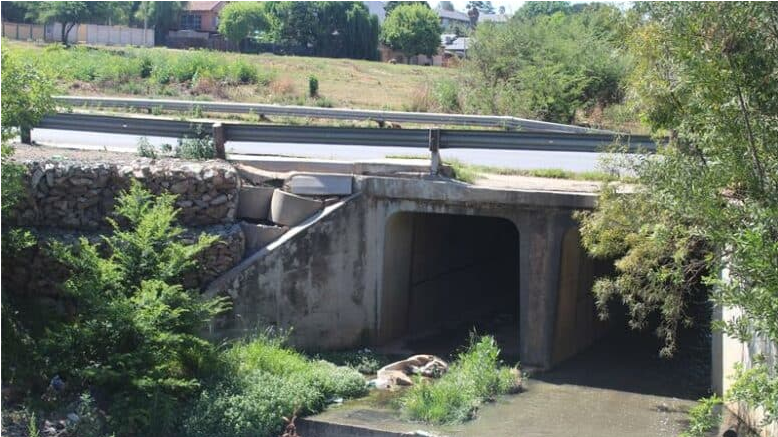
[180,14,202,30]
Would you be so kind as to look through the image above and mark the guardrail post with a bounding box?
[428,128,441,175]
[20,126,31,144]
[212,123,226,159]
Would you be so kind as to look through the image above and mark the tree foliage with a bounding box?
[218,2,268,45]
[380,3,442,57]
[261,2,379,60]
[462,5,629,122]
[0,47,55,144]
[578,2,778,425]
[41,182,229,435]
[26,1,116,45]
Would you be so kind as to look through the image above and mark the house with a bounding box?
[178,1,226,33]
[441,34,471,59]
[436,7,471,31]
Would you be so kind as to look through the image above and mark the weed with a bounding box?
[308,75,319,98]
[137,136,157,158]
[175,128,215,160]
[681,395,723,437]
[27,411,40,437]
[400,335,520,425]
[184,333,367,437]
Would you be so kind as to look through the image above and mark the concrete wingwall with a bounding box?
[712,265,778,437]
[208,176,607,369]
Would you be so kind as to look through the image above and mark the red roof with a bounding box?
[184,1,223,12]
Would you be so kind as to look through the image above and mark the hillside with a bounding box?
[3,40,457,111]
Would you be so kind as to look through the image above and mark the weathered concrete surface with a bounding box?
[269,189,324,226]
[240,221,287,253]
[208,175,602,369]
[713,298,778,436]
[288,173,353,196]
[236,186,275,221]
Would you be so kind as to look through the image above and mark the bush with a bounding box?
[43,182,229,435]
[400,335,520,424]
[137,136,157,158]
[432,78,460,113]
[308,75,319,98]
[184,333,367,437]
[228,59,259,84]
[175,128,216,160]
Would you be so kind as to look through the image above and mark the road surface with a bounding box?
[31,128,604,171]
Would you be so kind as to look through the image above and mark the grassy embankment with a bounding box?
[3,40,455,112]
[386,154,626,183]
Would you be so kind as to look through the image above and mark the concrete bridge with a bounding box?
[208,172,610,370]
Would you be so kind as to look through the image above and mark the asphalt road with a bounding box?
[31,128,603,171]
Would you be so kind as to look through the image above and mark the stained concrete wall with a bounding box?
[208,176,602,368]
[380,212,519,342]
[551,228,611,364]
[712,267,778,437]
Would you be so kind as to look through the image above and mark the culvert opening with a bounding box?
[379,212,520,359]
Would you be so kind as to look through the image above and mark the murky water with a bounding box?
[309,321,738,437]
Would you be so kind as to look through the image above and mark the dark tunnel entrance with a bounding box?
[379,212,520,359]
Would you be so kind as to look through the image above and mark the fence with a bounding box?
[2,21,154,47]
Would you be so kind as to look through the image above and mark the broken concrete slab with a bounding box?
[240,221,287,253]
[269,189,324,226]
[288,174,353,196]
[237,186,275,221]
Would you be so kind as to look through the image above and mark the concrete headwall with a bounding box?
[208,176,605,369]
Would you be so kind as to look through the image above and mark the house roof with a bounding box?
[443,37,470,52]
[436,8,470,22]
[184,1,224,12]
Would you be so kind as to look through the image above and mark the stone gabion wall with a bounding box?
[11,158,239,230]
[2,224,245,305]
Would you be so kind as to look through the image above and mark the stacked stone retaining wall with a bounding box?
[11,158,239,230]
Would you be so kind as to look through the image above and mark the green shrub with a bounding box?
[681,395,723,437]
[400,335,519,424]
[308,75,319,98]
[44,182,229,435]
[228,59,258,84]
[185,334,367,437]
[137,137,158,158]
[432,78,460,113]
[175,131,216,160]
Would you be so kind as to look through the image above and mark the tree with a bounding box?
[578,2,778,427]
[262,2,379,60]
[380,3,442,58]
[143,1,183,45]
[467,1,495,14]
[1,47,55,143]
[385,1,429,16]
[498,5,506,15]
[514,1,571,21]
[461,7,629,122]
[26,2,114,46]
[218,2,268,49]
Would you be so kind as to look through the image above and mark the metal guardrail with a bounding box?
[38,113,657,155]
[54,95,616,134]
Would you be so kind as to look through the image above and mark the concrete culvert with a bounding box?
[379,212,520,359]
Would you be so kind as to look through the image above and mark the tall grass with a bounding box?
[12,43,266,90]
[400,335,520,424]
[184,333,367,437]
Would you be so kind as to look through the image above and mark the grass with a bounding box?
[183,333,368,437]
[4,40,455,111]
[400,335,521,425]
[443,158,628,184]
